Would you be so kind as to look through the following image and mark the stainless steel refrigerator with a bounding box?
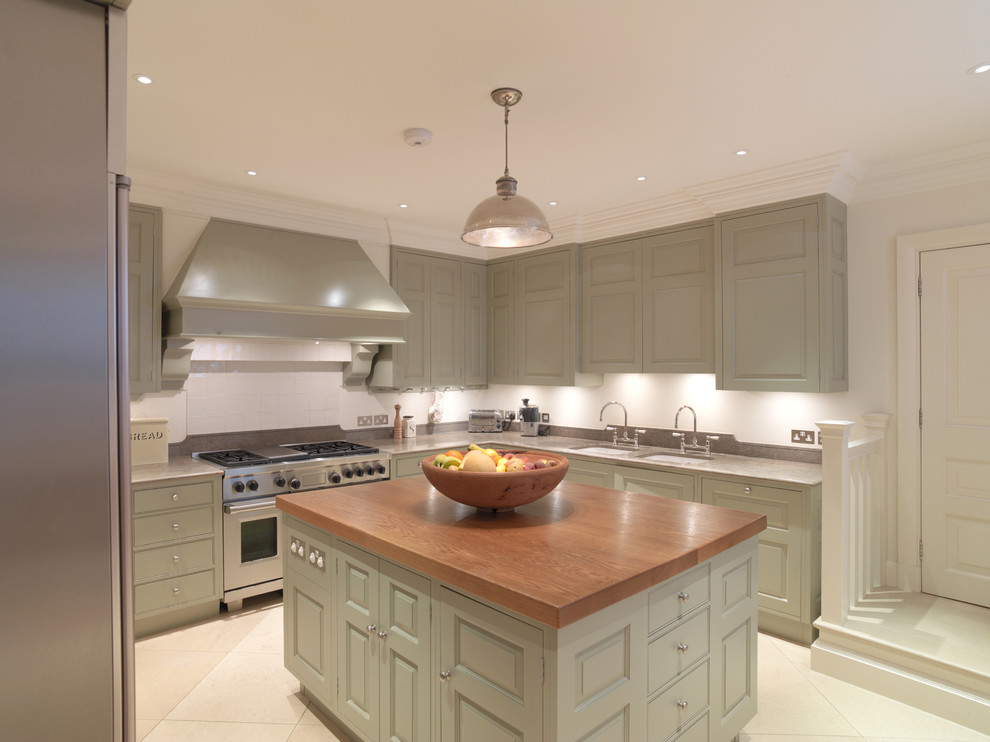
[1,1,134,740]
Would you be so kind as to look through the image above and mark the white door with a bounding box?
[920,244,990,608]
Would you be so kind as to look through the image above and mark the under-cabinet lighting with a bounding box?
[134,74,153,85]
[968,63,990,75]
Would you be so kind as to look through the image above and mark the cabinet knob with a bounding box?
[172,587,180,595]
[172,555,180,563]
[171,492,179,501]
[677,591,689,602]
[171,522,180,531]
[677,699,688,710]
[367,624,377,634]
[439,670,452,683]
[377,630,388,640]
[676,642,689,654]
[744,486,752,493]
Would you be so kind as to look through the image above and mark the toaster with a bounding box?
[468,409,504,433]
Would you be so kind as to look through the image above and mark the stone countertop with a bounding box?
[373,430,823,487]
[131,458,221,485]
[278,477,766,628]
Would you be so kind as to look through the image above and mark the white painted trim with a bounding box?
[895,222,990,592]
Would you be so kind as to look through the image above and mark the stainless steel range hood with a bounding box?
[160,219,409,387]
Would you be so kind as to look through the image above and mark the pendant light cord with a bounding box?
[503,105,510,177]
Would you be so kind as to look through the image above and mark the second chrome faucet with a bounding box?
[673,404,719,455]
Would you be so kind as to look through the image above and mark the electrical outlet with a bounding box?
[541,413,550,423]
[373,414,388,425]
[357,416,372,427]
[791,429,816,444]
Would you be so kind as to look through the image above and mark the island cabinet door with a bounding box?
[337,542,381,741]
[438,587,544,741]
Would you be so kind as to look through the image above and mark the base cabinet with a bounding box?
[283,514,759,742]
[615,465,697,502]
[132,474,222,637]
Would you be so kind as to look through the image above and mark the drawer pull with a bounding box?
[677,699,688,710]
[171,523,180,531]
[172,587,181,595]
[172,555,180,563]
[439,670,452,683]
[744,486,752,493]
[677,591,690,602]
[677,642,689,654]
[171,492,179,502]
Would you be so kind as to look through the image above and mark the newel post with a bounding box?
[816,420,855,626]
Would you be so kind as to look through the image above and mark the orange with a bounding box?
[444,450,464,461]
[482,448,499,463]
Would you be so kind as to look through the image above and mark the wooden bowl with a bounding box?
[420,450,569,512]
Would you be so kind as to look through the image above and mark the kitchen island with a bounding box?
[278,477,766,742]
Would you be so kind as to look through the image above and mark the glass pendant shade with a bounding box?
[461,178,553,248]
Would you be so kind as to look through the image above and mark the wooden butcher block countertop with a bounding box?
[277,477,766,628]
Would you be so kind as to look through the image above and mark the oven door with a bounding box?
[222,497,283,599]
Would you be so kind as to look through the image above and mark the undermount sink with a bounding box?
[569,445,641,456]
[635,449,714,462]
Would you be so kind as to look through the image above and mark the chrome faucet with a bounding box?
[599,401,645,447]
[674,405,719,455]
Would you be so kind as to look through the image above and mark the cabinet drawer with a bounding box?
[134,569,216,615]
[648,660,709,742]
[648,564,709,635]
[134,538,215,581]
[134,479,214,514]
[134,506,214,547]
[648,608,709,694]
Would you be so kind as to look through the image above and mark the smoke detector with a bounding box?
[403,128,433,147]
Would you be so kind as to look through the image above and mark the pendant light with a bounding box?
[461,88,552,248]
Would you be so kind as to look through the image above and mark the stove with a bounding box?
[193,440,390,610]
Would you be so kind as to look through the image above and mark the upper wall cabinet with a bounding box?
[128,204,162,395]
[489,245,601,387]
[369,247,486,390]
[716,194,848,392]
[580,222,715,374]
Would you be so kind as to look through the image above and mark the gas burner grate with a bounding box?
[282,440,379,458]
[197,449,271,467]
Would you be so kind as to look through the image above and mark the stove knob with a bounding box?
[273,475,286,488]
[289,478,301,490]
[247,480,259,491]
[376,464,387,475]
[330,472,342,484]
[343,468,354,479]
[364,465,375,477]
[232,481,245,493]
[355,467,365,477]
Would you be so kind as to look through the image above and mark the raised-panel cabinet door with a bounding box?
[431,257,463,387]
[439,587,544,742]
[284,571,334,706]
[336,541,380,741]
[379,560,432,742]
[393,250,431,388]
[643,225,714,374]
[614,466,696,502]
[518,248,573,385]
[128,204,162,393]
[488,261,515,384]
[563,457,615,487]
[581,239,642,373]
[463,261,487,387]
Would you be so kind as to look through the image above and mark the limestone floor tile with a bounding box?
[136,610,268,653]
[135,647,227,719]
[766,634,812,665]
[231,604,285,654]
[796,664,990,741]
[287,723,352,742]
[740,736,862,742]
[136,719,159,741]
[166,651,307,724]
[756,632,789,663]
[297,703,354,740]
[142,720,295,742]
[741,659,859,736]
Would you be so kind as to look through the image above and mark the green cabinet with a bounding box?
[391,448,449,478]
[715,194,848,392]
[370,247,486,390]
[488,245,600,386]
[128,203,162,394]
[132,474,222,637]
[701,477,821,644]
[581,222,715,374]
[615,464,697,502]
[562,454,615,486]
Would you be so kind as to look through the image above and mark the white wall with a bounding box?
[130,177,990,447]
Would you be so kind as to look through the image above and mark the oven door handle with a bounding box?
[223,498,278,515]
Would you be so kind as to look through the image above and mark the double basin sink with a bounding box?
[567,443,714,463]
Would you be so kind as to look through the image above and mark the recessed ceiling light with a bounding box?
[134,74,153,85]
[968,62,990,75]
[548,201,558,206]
[399,203,408,208]
[636,176,647,182]
[245,170,258,176]
[735,149,749,156]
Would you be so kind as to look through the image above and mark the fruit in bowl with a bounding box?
[421,447,569,512]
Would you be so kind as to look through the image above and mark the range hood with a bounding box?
[161,219,409,387]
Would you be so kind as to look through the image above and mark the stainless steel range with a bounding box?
[195,440,390,610]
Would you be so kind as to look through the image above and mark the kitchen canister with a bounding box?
[402,415,416,438]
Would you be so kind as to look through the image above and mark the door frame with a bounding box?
[895,222,990,592]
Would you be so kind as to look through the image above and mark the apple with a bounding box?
[505,458,526,472]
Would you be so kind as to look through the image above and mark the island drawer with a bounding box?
[648,608,710,694]
[133,538,215,580]
[134,479,215,514]
[133,506,215,547]
[134,569,216,615]
[648,564,710,635]
[648,660,709,742]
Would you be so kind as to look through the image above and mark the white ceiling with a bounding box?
[126,0,990,244]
